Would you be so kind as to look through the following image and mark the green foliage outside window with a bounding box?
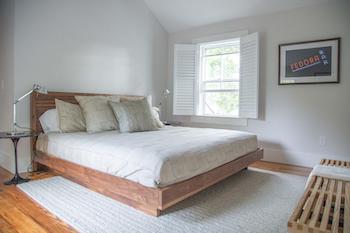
[201,43,240,117]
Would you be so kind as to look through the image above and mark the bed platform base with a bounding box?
[34,149,263,216]
[31,91,263,216]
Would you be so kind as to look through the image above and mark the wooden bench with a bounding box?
[288,159,350,233]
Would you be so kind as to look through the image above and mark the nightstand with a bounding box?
[0,131,37,185]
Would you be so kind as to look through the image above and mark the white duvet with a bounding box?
[36,126,258,188]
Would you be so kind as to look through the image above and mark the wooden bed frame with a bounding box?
[30,91,263,216]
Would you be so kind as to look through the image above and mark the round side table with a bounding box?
[0,131,37,185]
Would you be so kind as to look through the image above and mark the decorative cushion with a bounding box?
[39,109,60,134]
[121,95,164,128]
[109,98,158,133]
[75,95,120,133]
[55,99,86,133]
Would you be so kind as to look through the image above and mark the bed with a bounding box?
[31,91,263,216]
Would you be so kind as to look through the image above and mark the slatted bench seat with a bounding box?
[288,159,350,233]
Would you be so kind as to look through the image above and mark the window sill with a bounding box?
[190,115,248,126]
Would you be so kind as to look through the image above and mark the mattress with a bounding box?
[36,126,258,188]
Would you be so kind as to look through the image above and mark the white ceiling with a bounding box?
[143,0,331,33]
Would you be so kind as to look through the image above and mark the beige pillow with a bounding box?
[75,95,120,133]
[109,99,158,133]
[55,99,86,132]
[121,95,164,128]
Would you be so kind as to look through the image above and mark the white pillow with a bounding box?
[39,109,60,134]
[151,106,164,128]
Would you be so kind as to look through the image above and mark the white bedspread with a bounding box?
[36,126,258,187]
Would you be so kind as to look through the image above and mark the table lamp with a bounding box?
[9,84,48,136]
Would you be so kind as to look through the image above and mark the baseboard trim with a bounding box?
[0,148,11,158]
[0,148,15,174]
[0,146,31,173]
[0,165,13,176]
[250,160,312,177]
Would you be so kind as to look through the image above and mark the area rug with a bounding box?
[18,168,306,233]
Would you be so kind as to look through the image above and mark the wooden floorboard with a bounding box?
[0,169,76,233]
[0,217,18,233]
[0,161,310,232]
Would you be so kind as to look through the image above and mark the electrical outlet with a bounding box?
[1,80,4,89]
[319,136,327,146]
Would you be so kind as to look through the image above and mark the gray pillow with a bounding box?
[109,99,158,133]
[55,99,86,132]
[121,95,164,128]
[75,95,120,133]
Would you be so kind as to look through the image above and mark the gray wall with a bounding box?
[168,0,350,167]
[1,0,168,172]
[0,0,15,171]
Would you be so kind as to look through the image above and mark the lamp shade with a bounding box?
[33,84,48,94]
[163,89,170,97]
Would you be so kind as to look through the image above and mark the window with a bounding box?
[198,39,240,117]
[173,32,259,119]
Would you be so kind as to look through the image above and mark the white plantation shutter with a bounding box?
[239,32,259,119]
[173,44,197,115]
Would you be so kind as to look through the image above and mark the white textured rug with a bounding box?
[18,169,306,233]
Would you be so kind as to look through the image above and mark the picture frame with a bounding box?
[279,38,340,85]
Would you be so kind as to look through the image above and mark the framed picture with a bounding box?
[279,38,340,85]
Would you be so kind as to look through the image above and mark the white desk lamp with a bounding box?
[10,84,47,136]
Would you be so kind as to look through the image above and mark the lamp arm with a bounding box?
[13,89,34,132]
[14,89,34,104]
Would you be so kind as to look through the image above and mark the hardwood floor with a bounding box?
[0,161,311,232]
[0,169,75,233]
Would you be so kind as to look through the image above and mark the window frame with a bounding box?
[172,30,253,126]
[197,38,241,118]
